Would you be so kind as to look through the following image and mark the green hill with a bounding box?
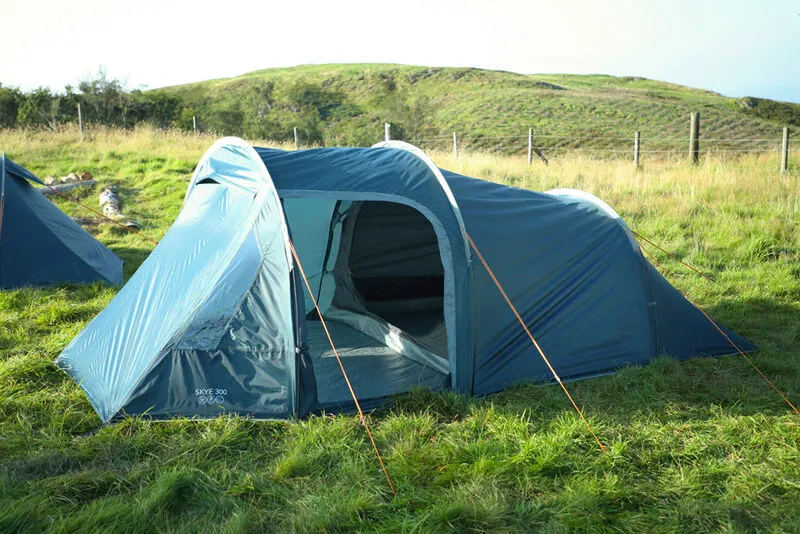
[161,63,799,154]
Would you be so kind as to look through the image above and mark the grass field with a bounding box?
[1,127,799,533]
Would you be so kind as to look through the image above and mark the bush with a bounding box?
[0,85,21,127]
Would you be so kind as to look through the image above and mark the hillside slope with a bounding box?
[161,63,798,153]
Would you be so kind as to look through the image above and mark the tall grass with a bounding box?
[1,127,799,532]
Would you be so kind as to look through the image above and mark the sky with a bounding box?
[1,0,798,103]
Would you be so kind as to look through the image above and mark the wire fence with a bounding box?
[392,122,794,172]
[406,133,786,156]
[38,111,796,173]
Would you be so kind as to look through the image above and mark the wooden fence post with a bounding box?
[384,123,391,142]
[77,103,83,138]
[634,131,641,168]
[781,127,790,174]
[527,129,549,165]
[294,127,299,150]
[689,112,700,164]
[453,132,458,158]
[192,115,197,134]
[527,129,533,165]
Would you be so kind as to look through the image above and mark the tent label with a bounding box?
[195,388,226,405]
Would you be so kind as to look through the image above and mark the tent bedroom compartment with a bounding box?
[56,138,753,422]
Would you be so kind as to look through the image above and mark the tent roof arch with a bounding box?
[254,146,470,268]
[186,137,293,270]
[545,188,640,251]
[371,140,471,263]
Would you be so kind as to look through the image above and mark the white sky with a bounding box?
[1,0,798,102]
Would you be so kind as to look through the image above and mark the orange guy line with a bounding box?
[465,231,607,454]
[289,241,397,496]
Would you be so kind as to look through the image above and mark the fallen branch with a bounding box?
[40,180,97,196]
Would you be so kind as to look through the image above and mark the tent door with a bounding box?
[284,198,452,409]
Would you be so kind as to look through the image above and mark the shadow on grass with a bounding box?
[391,297,799,426]
[11,282,793,438]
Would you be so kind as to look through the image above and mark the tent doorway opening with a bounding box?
[283,199,451,407]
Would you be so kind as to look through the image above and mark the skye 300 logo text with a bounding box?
[195,388,227,405]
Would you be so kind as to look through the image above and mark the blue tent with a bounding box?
[0,154,123,289]
[56,138,754,422]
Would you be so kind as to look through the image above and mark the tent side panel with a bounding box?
[444,172,654,395]
[120,138,304,420]
[281,198,338,314]
[544,189,756,358]
[290,264,318,418]
[55,138,308,421]
[120,348,294,419]
[644,262,756,357]
[175,231,263,350]
[215,202,304,416]
[56,183,269,421]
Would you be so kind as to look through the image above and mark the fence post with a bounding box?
[294,127,299,150]
[77,103,83,138]
[689,112,700,164]
[384,123,391,142]
[781,127,790,174]
[453,132,458,158]
[634,131,641,168]
[192,115,197,134]
[527,128,533,165]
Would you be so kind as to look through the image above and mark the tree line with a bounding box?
[0,69,437,146]
[0,70,185,130]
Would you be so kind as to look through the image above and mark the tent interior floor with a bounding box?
[306,318,449,406]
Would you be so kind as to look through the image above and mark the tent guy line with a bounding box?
[289,239,397,496]
[631,231,766,313]
[637,241,799,416]
[465,231,608,454]
[631,230,716,284]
